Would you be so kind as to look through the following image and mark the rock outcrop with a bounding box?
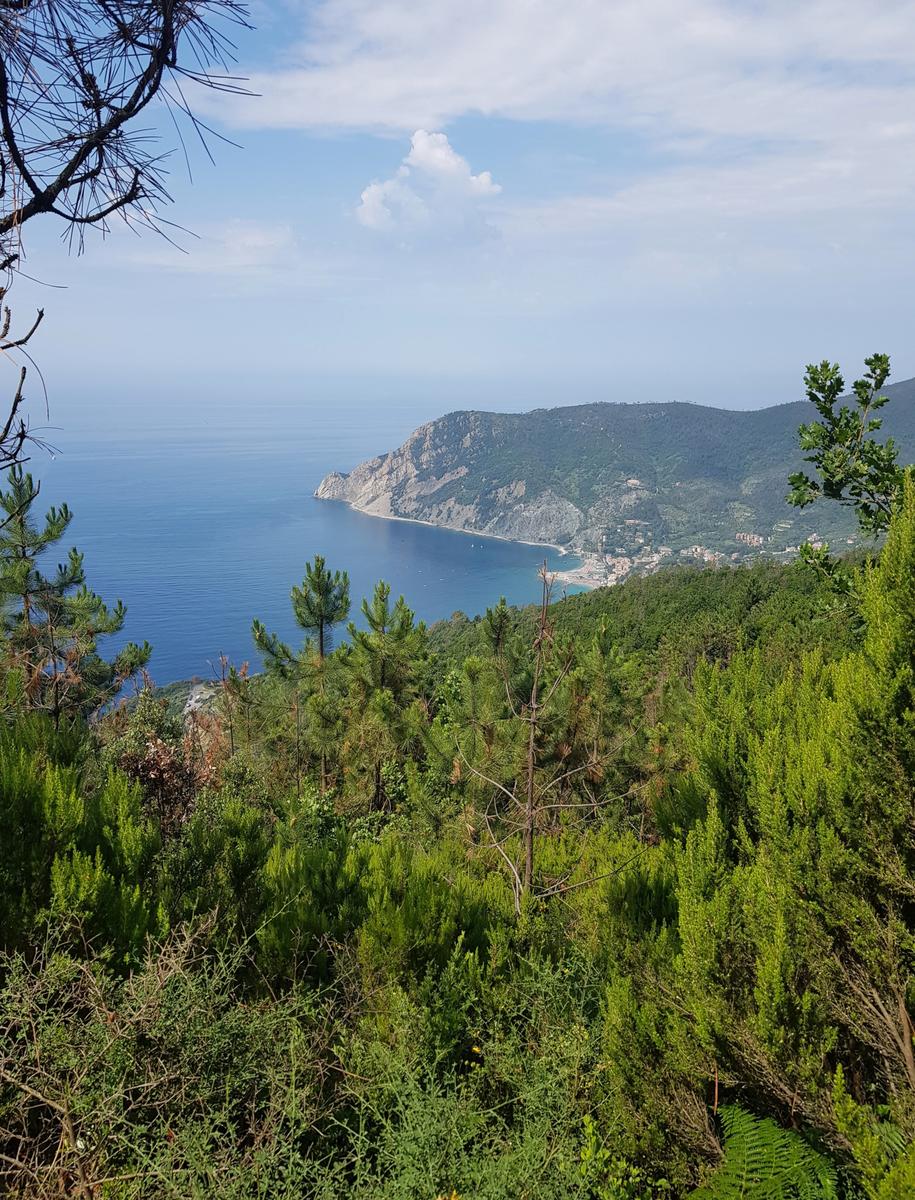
[315,412,588,547]
[315,383,915,555]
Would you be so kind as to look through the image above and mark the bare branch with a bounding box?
[537,850,647,898]
[456,744,522,809]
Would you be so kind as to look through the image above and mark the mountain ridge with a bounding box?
[316,379,915,576]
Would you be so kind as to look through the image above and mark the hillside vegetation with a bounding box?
[1,529,913,1196]
[2,356,915,1197]
[429,556,858,674]
[317,377,915,557]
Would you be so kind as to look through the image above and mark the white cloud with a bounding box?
[405,131,500,196]
[206,1,915,269]
[356,130,500,237]
[225,1,915,142]
[356,172,426,233]
[169,0,915,373]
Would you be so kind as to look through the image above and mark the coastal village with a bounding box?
[554,533,834,590]
[553,477,854,590]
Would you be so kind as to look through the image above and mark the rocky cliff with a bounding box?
[315,384,915,556]
[315,411,590,547]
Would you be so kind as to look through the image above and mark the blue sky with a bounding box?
[12,0,915,429]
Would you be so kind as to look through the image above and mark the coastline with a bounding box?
[314,494,575,558]
[553,555,612,591]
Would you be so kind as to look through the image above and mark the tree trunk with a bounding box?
[522,565,551,901]
[523,707,536,896]
[373,759,383,811]
[294,692,301,797]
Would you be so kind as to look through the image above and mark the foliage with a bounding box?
[100,688,214,841]
[788,354,907,592]
[690,1107,837,1199]
[429,571,643,912]
[788,355,902,539]
[429,557,856,681]
[253,555,351,794]
[7,410,915,1192]
[831,1065,915,1200]
[0,713,162,959]
[0,466,150,723]
[343,581,427,811]
[0,929,329,1198]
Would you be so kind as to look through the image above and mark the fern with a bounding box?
[691,1106,838,1200]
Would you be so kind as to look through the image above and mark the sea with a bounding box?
[36,386,579,685]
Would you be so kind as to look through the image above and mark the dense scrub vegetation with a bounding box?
[0,512,912,1194]
[2,358,915,1197]
[0,0,911,1183]
[430,555,860,677]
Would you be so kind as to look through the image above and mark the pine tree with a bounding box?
[252,555,350,793]
[291,555,350,660]
[345,581,426,810]
[438,567,633,912]
[0,467,149,725]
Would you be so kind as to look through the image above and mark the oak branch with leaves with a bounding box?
[787,353,907,587]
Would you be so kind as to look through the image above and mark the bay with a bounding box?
[37,391,580,685]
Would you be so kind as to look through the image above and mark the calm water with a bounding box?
[38,394,579,684]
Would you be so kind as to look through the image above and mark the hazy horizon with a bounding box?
[9,0,915,433]
[21,358,907,480]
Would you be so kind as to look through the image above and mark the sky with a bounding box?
[10,0,915,430]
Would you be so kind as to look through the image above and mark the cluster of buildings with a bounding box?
[563,504,850,591]
[556,544,673,590]
[607,544,673,581]
[679,545,726,565]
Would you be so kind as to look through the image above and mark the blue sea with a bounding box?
[37,387,579,685]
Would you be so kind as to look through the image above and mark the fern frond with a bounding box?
[690,1105,838,1200]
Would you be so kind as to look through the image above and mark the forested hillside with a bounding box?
[429,556,859,674]
[2,354,915,1195]
[2,478,914,1194]
[316,376,915,556]
[6,1,914,1195]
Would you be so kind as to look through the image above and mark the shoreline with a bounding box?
[314,494,576,559]
[553,558,612,591]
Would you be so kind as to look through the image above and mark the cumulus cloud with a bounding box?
[356,130,501,237]
[176,0,915,356]
[405,131,500,195]
[203,1,915,267]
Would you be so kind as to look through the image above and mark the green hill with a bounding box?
[316,377,915,561]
